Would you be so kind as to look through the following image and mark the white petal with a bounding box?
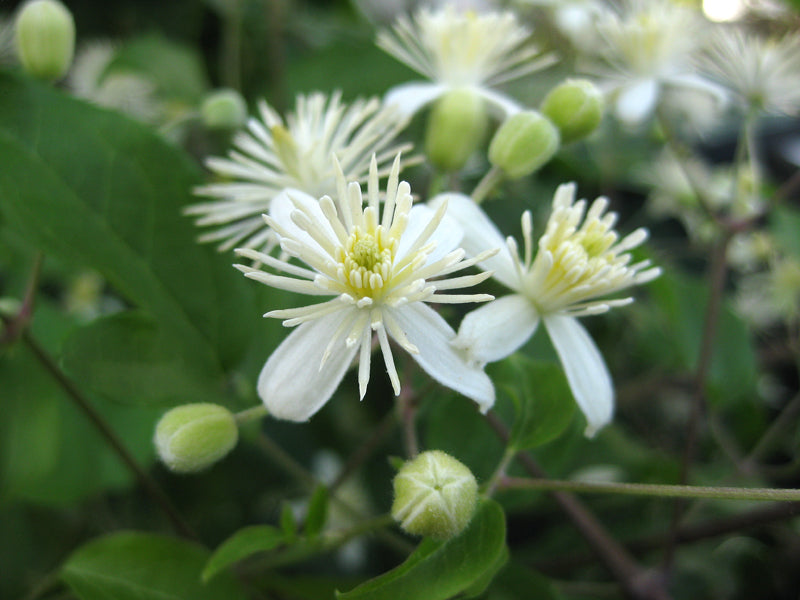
[614,79,659,125]
[543,314,613,437]
[270,189,336,257]
[429,192,519,289]
[397,204,462,266]
[389,303,495,412]
[476,87,525,118]
[383,81,447,117]
[257,311,359,421]
[454,295,539,364]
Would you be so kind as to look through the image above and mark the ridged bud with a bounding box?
[200,88,248,130]
[391,450,478,540]
[154,403,238,474]
[425,88,488,172]
[488,110,560,178]
[541,79,604,144]
[15,0,75,81]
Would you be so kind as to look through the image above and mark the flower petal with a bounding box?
[397,203,462,266]
[258,311,359,421]
[389,303,495,412]
[614,78,659,125]
[476,86,524,118]
[454,294,539,364]
[430,192,519,289]
[384,81,448,117]
[543,314,613,437]
[270,188,337,257]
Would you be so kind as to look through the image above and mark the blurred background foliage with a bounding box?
[1,0,800,599]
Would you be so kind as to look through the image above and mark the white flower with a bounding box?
[234,154,496,422]
[187,92,411,253]
[376,5,555,118]
[699,27,800,115]
[518,0,606,52]
[584,0,722,124]
[438,184,661,435]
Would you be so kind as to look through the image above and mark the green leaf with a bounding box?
[61,531,248,600]
[336,499,507,600]
[0,72,253,378]
[771,205,800,258]
[61,311,223,406]
[281,502,298,540]
[112,34,209,103]
[305,484,330,538]
[0,329,161,505]
[492,356,575,451]
[202,525,286,583]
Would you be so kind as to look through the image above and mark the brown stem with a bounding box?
[536,502,800,573]
[484,412,671,600]
[663,230,734,569]
[22,330,198,541]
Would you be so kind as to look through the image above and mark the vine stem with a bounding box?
[22,330,198,541]
[484,412,671,600]
[471,165,504,205]
[498,477,800,502]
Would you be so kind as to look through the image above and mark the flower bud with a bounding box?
[391,450,478,540]
[488,110,559,178]
[425,88,488,172]
[200,88,248,130]
[15,0,75,81]
[154,403,238,474]
[541,79,604,144]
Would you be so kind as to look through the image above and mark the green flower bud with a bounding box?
[425,88,488,172]
[15,0,75,81]
[488,110,560,179]
[200,88,248,130]
[391,450,478,540]
[154,403,238,474]
[541,79,604,144]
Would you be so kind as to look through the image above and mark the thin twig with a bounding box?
[22,330,198,541]
[484,412,671,600]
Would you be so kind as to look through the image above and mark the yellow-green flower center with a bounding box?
[340,227,394,298]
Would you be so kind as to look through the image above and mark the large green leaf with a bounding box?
[61,311,223,406]
[61,531,248,600]
[492,356,576,451]
[0,71,253,382]
[336,499,507,600]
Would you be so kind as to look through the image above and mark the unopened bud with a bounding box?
[15,0,75,81]
[425,88,488,172]
[200,88,248,130]
[154,403,238,474]
[488,110,559,178]
[391,450,478,540]
[541,79,604,144]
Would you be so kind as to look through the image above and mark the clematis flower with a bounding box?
[437,184,660,435]
[376,5,555,118]
[234,154,496,422]
[583,0,723,125]
[187,92,411,253]
[699,27,800,116]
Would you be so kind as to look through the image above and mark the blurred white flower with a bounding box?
[234,154,496,422]
[439,184,660,435]
[736,257,800,327]
[699,27,800,115]
[67,41,161,122]
[584,0,722,125]
[377,5,555,117]
[187,92,411,253]
[518,0,606,52]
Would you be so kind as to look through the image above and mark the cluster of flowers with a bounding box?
[184,1,689,437]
